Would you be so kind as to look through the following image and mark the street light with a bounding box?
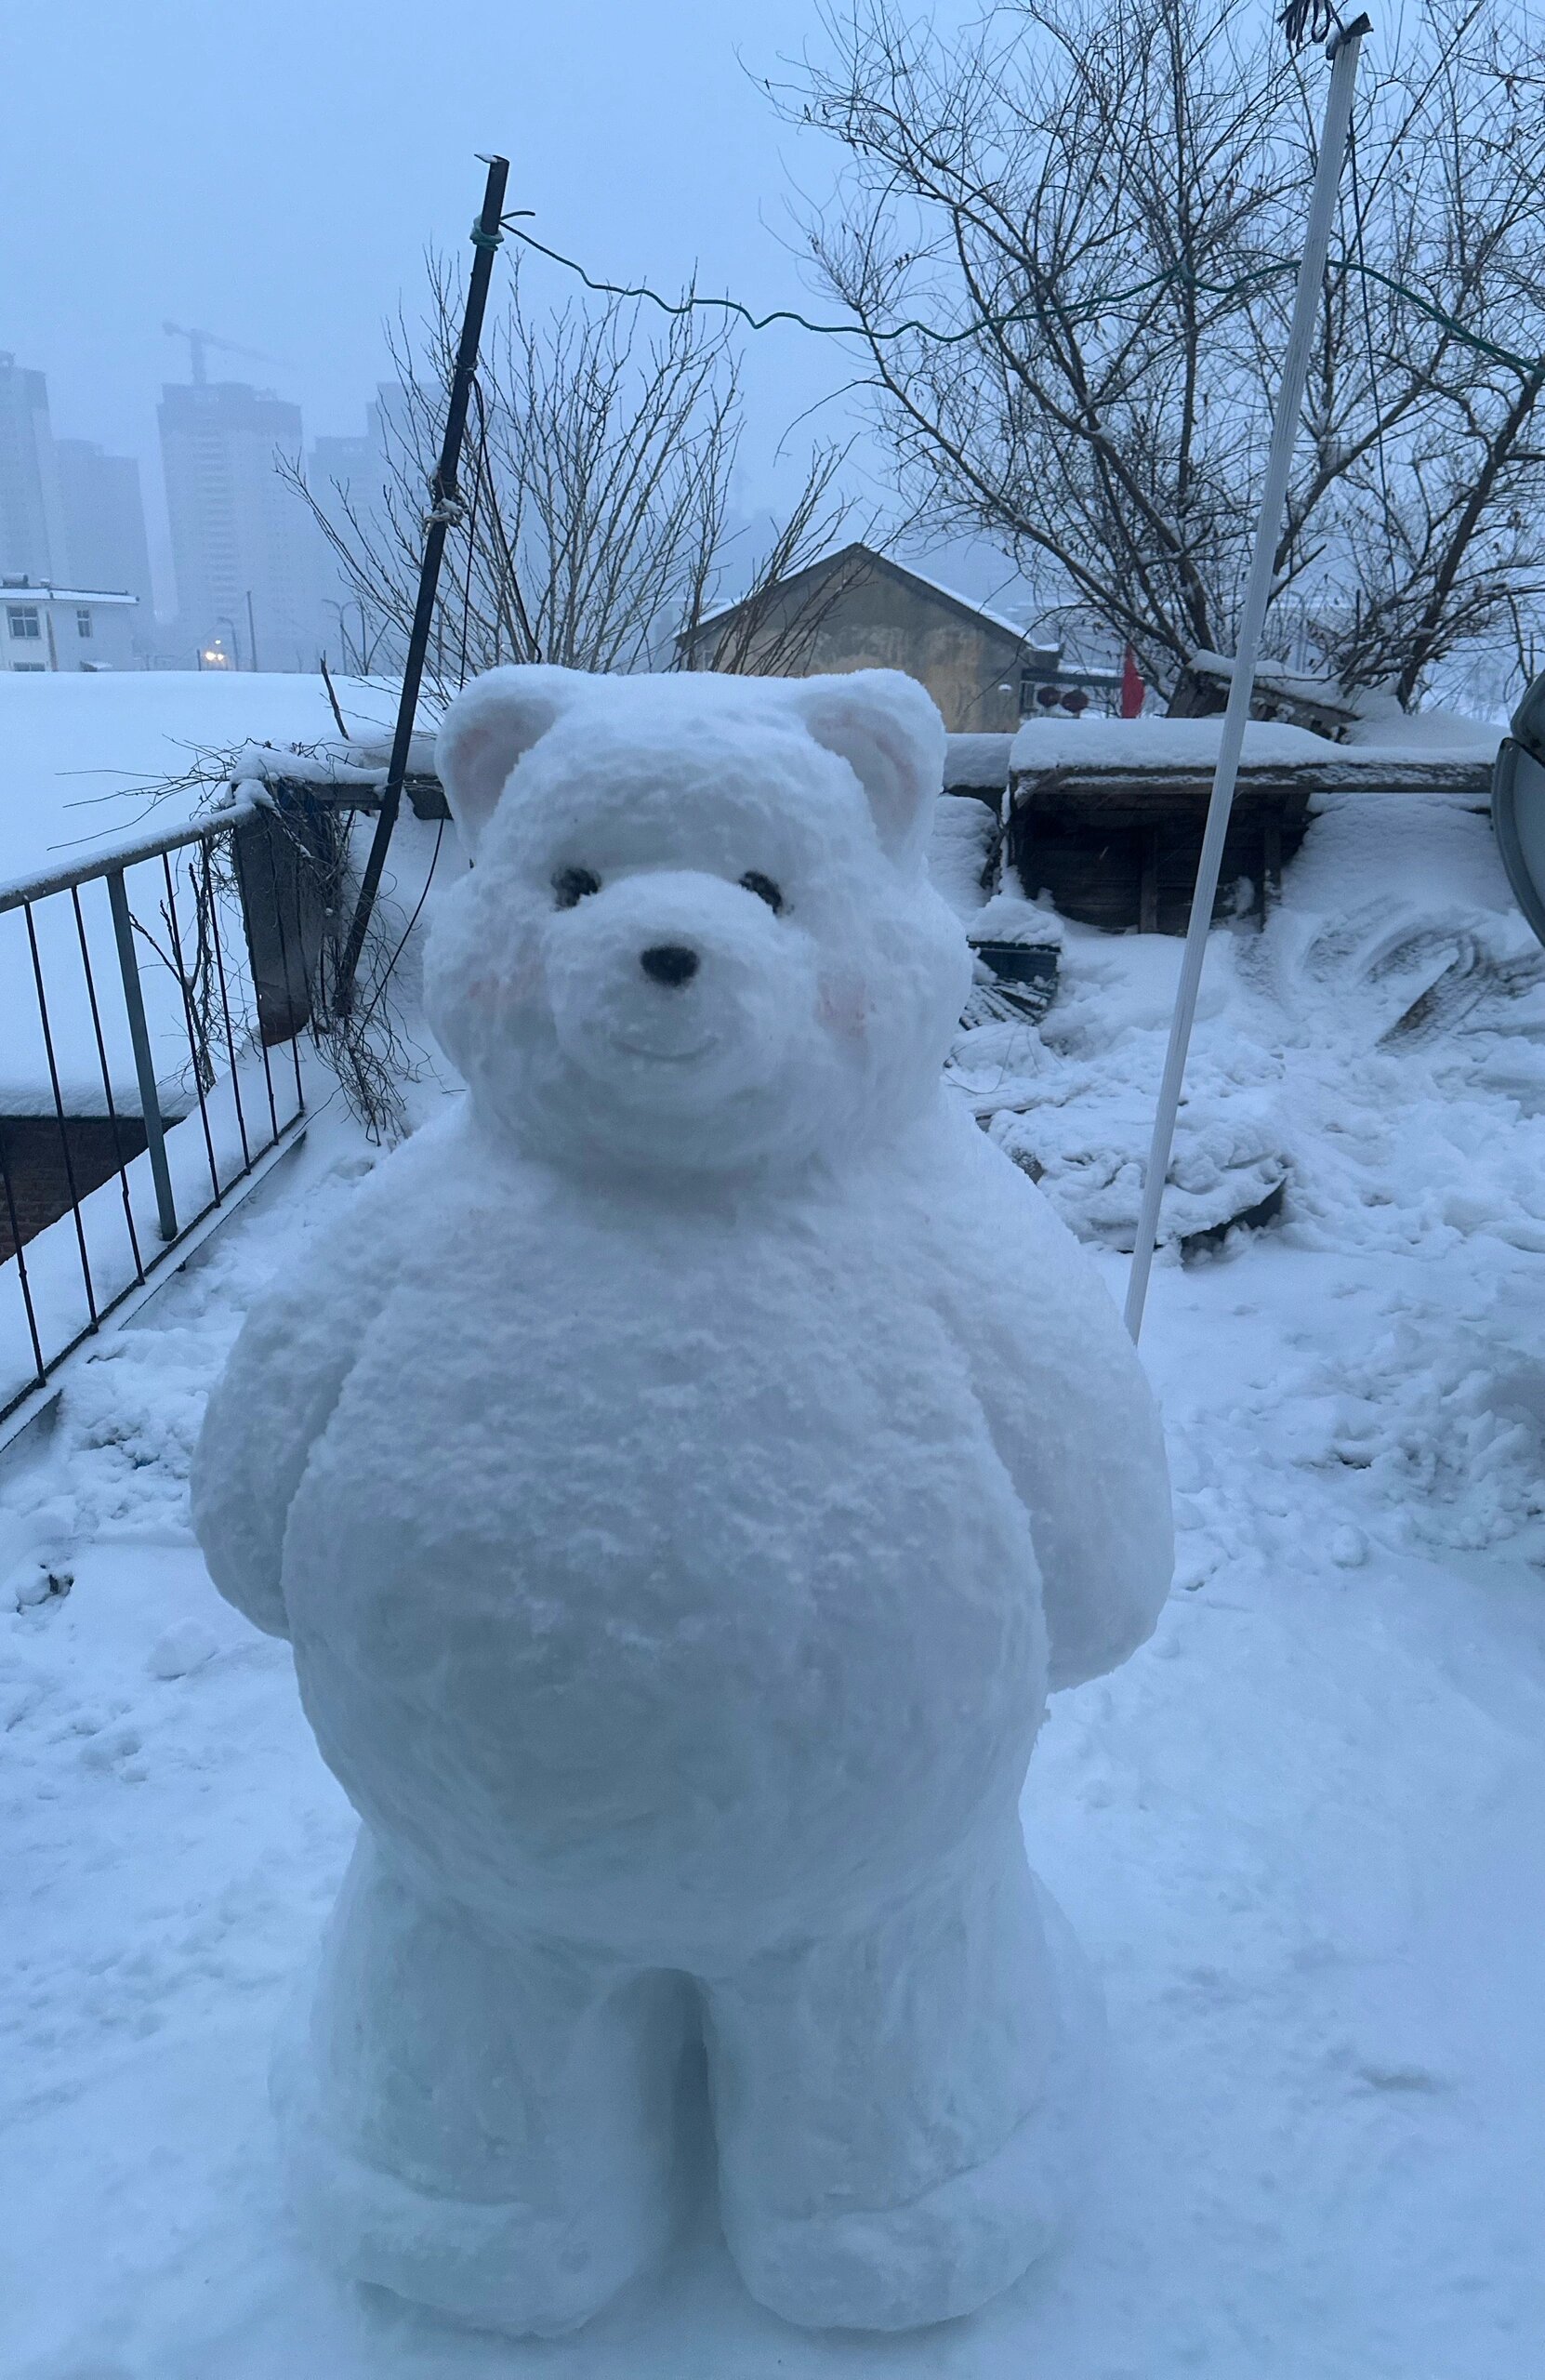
[325,596,378,676]
[217,615,243,672]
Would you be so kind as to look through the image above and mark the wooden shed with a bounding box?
[1007,718,1494,933]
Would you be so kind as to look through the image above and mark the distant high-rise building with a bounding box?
[307,385,408,673]
[309,430,378,491]
[0,352,67,581]
[158,379,322,670]
[54,440,154,635]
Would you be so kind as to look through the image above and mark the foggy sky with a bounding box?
[3,0,972,600]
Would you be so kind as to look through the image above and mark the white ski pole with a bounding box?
[1124,15,1368,1342]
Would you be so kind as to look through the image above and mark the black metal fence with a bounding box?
[0,800,308,1431]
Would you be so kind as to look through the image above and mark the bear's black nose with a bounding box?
[640,945,700,987]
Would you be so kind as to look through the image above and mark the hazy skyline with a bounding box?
[3,1,977,613]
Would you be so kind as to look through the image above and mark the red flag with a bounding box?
[1120,644,1144,719]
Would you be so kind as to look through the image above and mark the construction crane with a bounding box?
[162,322,277,386]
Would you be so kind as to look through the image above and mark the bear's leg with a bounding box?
[273,1831,692,2336]
[704,1821,1095,2332]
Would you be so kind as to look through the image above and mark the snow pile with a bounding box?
[1009,707,1500,781]
[990,1082,1286,1252]
[221,725,442,803]
[948,921,1291,1249]
[971,887,1064,949]
[1272,1294,1545,1553]
[946,789,1545,1260]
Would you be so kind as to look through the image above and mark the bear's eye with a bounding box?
[552,866,601,909]
[740,871,785,915]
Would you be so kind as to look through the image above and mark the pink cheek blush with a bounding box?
[817,975,869,1041]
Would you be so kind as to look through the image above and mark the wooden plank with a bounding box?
[1010,759,1493,803]
[266,773,450,821]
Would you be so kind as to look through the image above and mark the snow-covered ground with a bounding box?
[4,788,1545,2376]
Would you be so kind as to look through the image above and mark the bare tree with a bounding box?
[289,260,858,697]
[777,0,1545,707]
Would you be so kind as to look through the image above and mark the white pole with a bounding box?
[1123,18,1368,1342]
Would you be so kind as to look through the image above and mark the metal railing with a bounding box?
[0,800,309,1429]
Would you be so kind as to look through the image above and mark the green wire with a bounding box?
[503,219,1545,380]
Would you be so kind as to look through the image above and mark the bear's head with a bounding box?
[426,664,971,1181]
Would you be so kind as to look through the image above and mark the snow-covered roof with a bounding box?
[1010,715,1342,773]
[870,554,1030,642]
[1190,648,1365,723]
[1,582,138,607]
[0,668,404,882]
[689,543,1033,645]
[1011,709,1504,780]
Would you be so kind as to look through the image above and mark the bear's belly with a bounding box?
[282,1231,1044,1958]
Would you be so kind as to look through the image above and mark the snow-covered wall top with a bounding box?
[944,733,1013,791]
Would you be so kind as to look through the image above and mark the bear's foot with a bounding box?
[713,1862,1100,2333]
[275,1834,693,2336]
[277,2069,671,2337]
[726,2076,1082,2333]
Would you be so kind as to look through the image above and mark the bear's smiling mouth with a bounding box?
[609,1032,718,1064]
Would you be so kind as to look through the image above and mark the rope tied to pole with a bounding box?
[1278,0,1341,49]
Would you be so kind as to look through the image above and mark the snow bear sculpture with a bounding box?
[192,664,1173,2337]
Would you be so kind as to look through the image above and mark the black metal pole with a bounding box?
[335,153,509,1013]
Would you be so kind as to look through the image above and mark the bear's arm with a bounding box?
[191,1200,394,1641]
[935,1117,1175,1693]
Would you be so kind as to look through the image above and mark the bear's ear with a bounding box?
[435,665,586,855]
[789,669,945,868]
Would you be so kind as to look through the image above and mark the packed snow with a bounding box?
[3,688,1544,2374]
[191,665,1172,2334]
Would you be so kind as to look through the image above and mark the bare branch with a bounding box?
[777,0,1545,707]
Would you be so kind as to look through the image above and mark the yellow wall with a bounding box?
[690,559,1024,732]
